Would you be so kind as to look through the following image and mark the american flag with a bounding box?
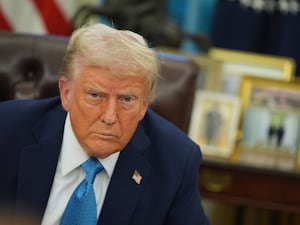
[0,0,80,36]
[132,170,142,185]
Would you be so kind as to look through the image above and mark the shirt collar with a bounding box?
[60,113,119,177]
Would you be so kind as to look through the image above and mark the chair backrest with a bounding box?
[0,31,199,133]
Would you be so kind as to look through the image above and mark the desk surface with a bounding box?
[198,157,300,213]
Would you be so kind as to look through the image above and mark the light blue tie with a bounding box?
[60,158,104,225]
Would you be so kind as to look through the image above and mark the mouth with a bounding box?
[94,132,118,140]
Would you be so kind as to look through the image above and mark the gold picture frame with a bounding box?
[157,47,223,91]
[209,47,296,95]
[238,76,300,170]
[189,90,241,159]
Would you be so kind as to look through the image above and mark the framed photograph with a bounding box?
[157,47,223,91]
[190,54,223,91]
[238,76,300,170]
[189,90,241,158]
[209,47,296,95]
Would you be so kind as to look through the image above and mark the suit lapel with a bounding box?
[99,124,152,225]
[16,105,66,223]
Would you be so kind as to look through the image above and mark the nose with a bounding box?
[100,98,118,126]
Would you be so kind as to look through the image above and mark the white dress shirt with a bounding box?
[41,114,119,225]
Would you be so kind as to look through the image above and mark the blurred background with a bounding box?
[1,0,300,224]
[0,0,299,75]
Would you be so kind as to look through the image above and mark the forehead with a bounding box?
[77,66,146,90]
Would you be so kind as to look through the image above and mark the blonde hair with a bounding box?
[60,23,160,100]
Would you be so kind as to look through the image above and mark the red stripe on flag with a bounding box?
[0,7,12,31]
[33,0,72,36]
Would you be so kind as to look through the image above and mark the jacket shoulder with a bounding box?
[142,109,201,157]
[0,97,64,130]
[144,109,197,143]
[0,97,62,117]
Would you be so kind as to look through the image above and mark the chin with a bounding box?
[86,143,121,158]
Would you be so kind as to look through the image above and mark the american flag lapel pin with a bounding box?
[132,170,142,185]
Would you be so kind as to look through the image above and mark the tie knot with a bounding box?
[81,158,104,183]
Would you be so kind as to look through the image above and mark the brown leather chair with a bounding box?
[0,31,199,133]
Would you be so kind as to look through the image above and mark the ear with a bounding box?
[59,76,72,112]
[139,100,149,120]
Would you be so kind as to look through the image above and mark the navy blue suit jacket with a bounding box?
[0,97,209,225]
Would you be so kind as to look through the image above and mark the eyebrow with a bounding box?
[84,84,143,96]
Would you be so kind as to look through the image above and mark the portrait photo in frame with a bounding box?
[209,47,296,95]
[189,91,241,158]
[238,76,300,170]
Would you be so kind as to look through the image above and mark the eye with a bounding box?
[89,92,99,98]
[119,95,136,104]
[86,92,104,104]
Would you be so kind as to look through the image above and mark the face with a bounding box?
[59,66,149,158]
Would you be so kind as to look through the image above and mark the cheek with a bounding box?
[68,94,100,124]
[72,102,100,123]
[119,117,139,140]
[70,106,99,138]
[120,108,146,129]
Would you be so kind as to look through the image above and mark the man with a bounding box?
[0,23,209,225]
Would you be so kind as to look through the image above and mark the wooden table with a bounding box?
[198,158,300,224]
